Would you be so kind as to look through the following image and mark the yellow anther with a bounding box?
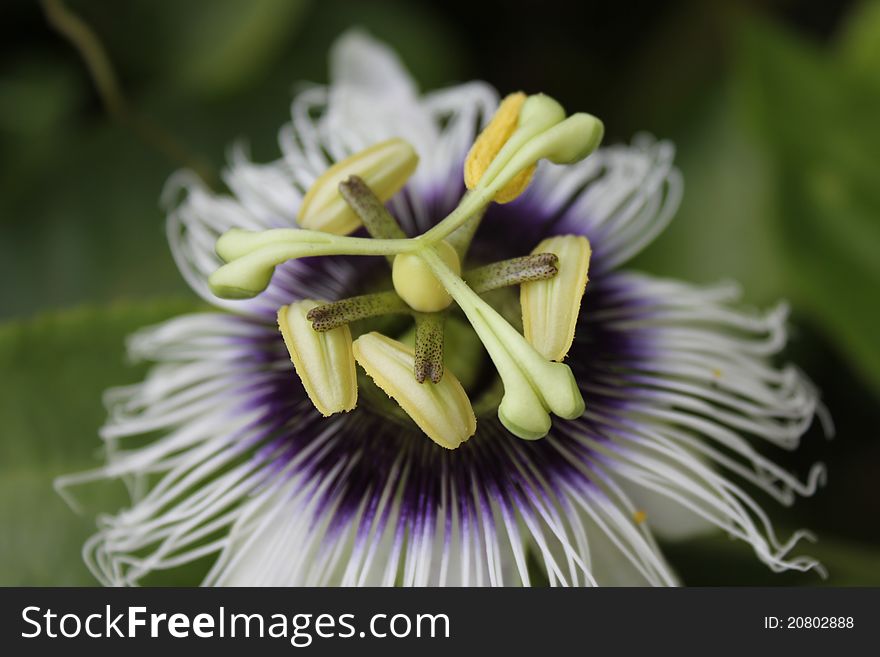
[278,300,358,416]
[521,235,591,361]
[392,241,460,313]
[464,92,535,204]
[298,138,418,235]
[633,510,648,525]
[352,332,476,449]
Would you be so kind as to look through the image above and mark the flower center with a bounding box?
[392,240,460,313]
[208,92,604,448]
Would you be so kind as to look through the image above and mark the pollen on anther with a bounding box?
[464,92,535,203]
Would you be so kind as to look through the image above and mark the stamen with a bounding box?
[298,138,418,235]
[278,300,358,416]
[414,313,445,384]
[306,291,409,332]
[521,235,591,362]
[338,175,407,240]
[206,97,604,447]
[392,240,460,312]
[209,229,412,299]
[420,96,602,245]
[465,253,558,293]
[352,332,476,449]
[420,247,585,440]
[523,112,604,165]
[469,93,565,200]
[464,92,535,203]
[480,112,603,202]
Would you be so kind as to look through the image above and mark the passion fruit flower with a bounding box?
[59,31,830,587]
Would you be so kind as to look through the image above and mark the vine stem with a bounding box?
[40,0,219,187]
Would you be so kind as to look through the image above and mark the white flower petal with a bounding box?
[559,271,828,574]
[56,313,289,585]
[527,134,683,271]
[330,29,419,101]
[614,469,719,541]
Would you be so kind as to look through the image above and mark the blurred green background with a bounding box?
[1,0,878,585]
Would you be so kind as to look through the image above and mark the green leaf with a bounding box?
[169,0,312,98]
[837,0,880,86]
[0,299,197,585]
[737,19,880,395]
[632,82,786,306]
[59,0,311,100]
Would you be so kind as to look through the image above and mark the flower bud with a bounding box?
[298,138,418,235]
[521,235,591,361]
[352,332,476,449]
[277,300,358,416]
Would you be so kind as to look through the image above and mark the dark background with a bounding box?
[1,0,878,585]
